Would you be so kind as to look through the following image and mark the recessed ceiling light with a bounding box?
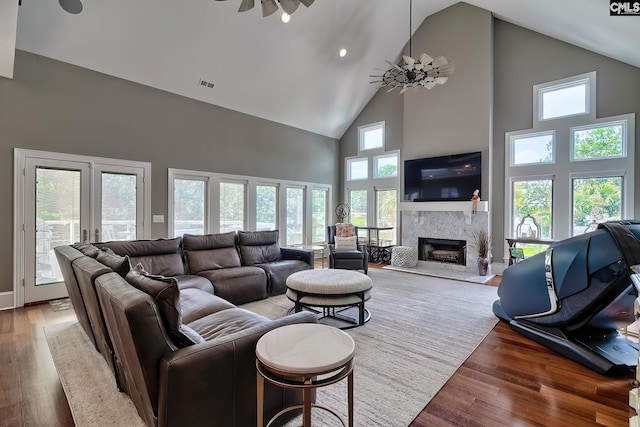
[281,13,290,23]
[339,48,347,58]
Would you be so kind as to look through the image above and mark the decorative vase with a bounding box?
[477,256,489,276]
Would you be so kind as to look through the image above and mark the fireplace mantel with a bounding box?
[399,201,488,213]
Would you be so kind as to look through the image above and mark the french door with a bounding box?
[15,149,150,305]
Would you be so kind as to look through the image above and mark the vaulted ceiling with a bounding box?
[9,0,640,139]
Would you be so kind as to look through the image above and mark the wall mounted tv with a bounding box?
[404,152,481,202]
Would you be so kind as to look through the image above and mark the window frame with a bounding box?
[570,120,627,162]
[509,130,556,167]
[346,157,369,181]
[168,168,330,245]
[373,152,399,179]
[534,72,595,123]
[358,121,385,153]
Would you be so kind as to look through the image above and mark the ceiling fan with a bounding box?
[227,0,315,17]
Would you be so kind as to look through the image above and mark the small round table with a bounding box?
[286,269,373,329]
[256,323,355,427]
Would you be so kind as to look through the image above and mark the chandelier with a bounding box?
[235,0,314,17]
[370,0,453,94]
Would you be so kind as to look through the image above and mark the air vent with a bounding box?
[198,79,215,89]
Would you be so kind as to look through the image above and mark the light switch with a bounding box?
[152,215,165,223]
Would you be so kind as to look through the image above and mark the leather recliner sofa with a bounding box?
[54,229,317,426]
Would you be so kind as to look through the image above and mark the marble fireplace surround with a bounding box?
[400,201,489,274]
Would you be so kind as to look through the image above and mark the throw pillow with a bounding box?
[125,270,200,347]
[96,250,130,278]
[335,223,356,238]
[334,236,357,251]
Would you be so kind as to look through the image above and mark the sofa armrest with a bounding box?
[158,311,317,427]
[280,247,314,267]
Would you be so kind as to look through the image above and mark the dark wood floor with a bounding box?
[0,267,635,427]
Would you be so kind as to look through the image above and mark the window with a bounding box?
[173,178,206,237]
[507,71,634,245]
[286,187,304,245]
[374,153,398,178]
[347,158,368,181]
[511,132,554,166]
[169,169,331,243]
[512,179,553,239]
[349,190,367,227]
[539,78,589,120]
[572,176,622,235]
[256,184,277,231]
[220,181,245,232]
[358,121,385,151]
[571,122,625,161]
[376,189,397,243]
[311,188,328,243]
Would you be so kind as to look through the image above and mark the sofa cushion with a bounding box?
[173,275,214,294]
[180,288,236,324]
[98,238,185,276]
[196,266,267,305]
[72,242,100,258]
[257,260,312,296]
[96,250,131,277]
[237,230,282,266]
[125,270,199,347]
[186,308,270,341]
[183,233,241,273]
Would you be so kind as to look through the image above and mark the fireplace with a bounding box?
[418,237,466,266]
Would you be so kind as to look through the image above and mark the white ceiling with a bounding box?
[13,0,640,139]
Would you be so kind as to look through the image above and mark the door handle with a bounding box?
[95,229,100,242]
[82,229,88,243]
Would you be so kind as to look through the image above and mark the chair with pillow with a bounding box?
[327,223,368,274]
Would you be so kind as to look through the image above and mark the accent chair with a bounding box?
[327,224,368,274]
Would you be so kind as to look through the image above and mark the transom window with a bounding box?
[510,132,555,166]
[571,121,626,161]
[538,76,590,121]
[347,158,368,181]
[358,121,385,152]
[374,153,398,178]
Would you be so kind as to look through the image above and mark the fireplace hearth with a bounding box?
[418,237,466,266]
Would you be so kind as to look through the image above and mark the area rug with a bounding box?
[45,268,498,427]
[49,297,73,312]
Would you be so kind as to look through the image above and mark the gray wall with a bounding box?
[340,2,493,237]
[0,51,339,293]
[492,20,640,260]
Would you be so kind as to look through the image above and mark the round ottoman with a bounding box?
[286,269,373,328]
[391,246,418,267]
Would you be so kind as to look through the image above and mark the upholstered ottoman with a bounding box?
[286,269,372,328]
[391,246,418,267]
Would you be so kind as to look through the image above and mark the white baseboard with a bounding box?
[0,291,15,310]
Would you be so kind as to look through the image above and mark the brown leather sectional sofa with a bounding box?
[54,230,317,427]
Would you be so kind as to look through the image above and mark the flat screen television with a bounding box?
[404,152,481,202]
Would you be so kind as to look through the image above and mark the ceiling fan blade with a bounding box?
[385,60,403,72]
[261,0,279,16]
[238,0,255,12]
[59,0,83,14]
[431,56,448,68]
[435,77,449,85]
[402,55,415,70]
[299,0,314,6]
[279,0,299,15]
[419,53,433,65]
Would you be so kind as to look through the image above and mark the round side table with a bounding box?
[256,323,355,427]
